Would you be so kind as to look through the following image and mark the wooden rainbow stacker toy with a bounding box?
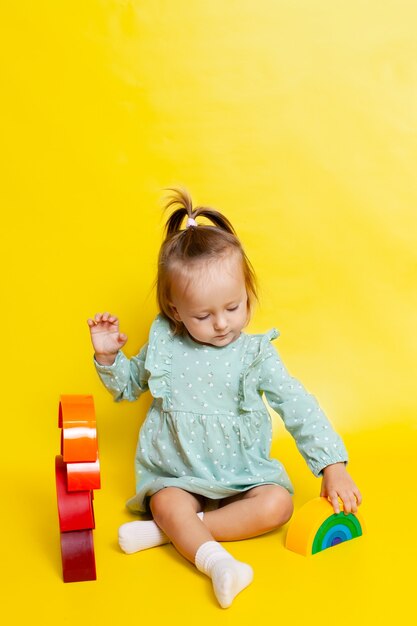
[55,394,100,582]
[285,496,365,556]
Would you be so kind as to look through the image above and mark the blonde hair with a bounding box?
[157,188,258,334]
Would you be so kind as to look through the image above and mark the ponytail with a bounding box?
[163,187,236,237]
[163,188,193,237]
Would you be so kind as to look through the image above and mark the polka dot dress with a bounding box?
[95,315,348,513]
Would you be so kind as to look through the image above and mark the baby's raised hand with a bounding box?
[87,312,128,365]
[320,462,362,515]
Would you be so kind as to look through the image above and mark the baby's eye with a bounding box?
[227,305,239,312]
[195,314,209,321]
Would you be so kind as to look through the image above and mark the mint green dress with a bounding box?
[95,314,348,513]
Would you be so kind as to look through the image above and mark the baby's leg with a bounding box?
[203,484,294,541]
[150,487,210,559]
[150,487,253,609]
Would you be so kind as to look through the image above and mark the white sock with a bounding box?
[195,540,254,609]
[118,512,204,554]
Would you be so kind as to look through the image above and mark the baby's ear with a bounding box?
[168,302,182,322]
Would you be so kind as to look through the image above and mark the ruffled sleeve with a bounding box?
[238,328,280,413]
[143,314,174,410]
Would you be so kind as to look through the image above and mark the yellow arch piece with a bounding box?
[285,497,365,556]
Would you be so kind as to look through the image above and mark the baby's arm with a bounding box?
[87,312,149,402]
[260,346,362,513]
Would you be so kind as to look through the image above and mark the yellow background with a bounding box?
[1,1,415,623]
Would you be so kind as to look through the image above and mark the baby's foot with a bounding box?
[211,558,254,608]
[118,512,204,554]
[118,520,169,554]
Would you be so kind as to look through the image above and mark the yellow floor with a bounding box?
[2,1,416,624]
[3,412,415,626]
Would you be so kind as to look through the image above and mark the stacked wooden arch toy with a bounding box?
[55,395,100,582]
[285,496,365,556]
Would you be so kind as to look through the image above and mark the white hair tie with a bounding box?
[186,217,198,228]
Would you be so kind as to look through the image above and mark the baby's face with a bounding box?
[170,253,248,347]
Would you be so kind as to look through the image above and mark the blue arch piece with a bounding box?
[321,524,353,550]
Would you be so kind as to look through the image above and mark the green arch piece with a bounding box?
[312,512,363,554]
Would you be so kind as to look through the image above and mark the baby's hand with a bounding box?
[87,312,128,365]
[320,462,362,515]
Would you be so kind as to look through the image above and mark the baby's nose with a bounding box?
[213,315,227,331]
